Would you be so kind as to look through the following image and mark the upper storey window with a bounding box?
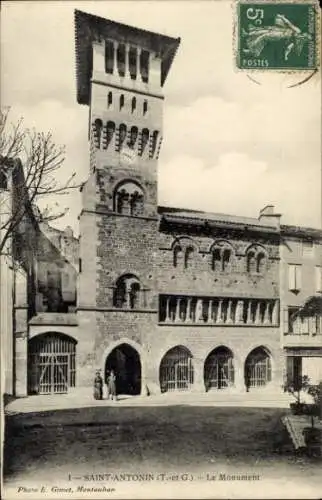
[173,239,197,270]
[211,242,233,272]
[288,264,302,292]
[113,274,141,309]
[246,246,267,275]
[114,181,144,217]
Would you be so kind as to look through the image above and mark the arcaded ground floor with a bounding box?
[3,406,322,499]
[22,332,283,396]
[10,327,321,400]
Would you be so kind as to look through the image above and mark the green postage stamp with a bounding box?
[237,2,318,70]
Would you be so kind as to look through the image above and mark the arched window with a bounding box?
[129,126,138,147]
[107,91,113,107]
[222,249,231,272]
[245,347,272,388]
[130,190,144,216]
[246,247,267,274]
[119,94,125,110]
[211,242,234,273]
[143,100,148,115]
[131,97,136,113]
[184,247,194,269]
[247,251,256,273]
[114,181,144,216]
[151,131,159,157]
[159,346,194,392]
[140,128,149,155]
[93,119,103,149]
[204,346,234,391]
[257,253,266,274]
[212,248,221,271]
[106,121,115,148]
[173,245,183,267]
[118,123,127,150]
[113,275,141,309]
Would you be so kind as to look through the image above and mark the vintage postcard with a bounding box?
[1,1,321,499]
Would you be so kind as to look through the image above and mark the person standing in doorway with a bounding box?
[108,369,117,401]
[93,370,103,400]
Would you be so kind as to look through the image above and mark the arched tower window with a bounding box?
[117,44,126,77]
[143,100,148,115]
[140,128,149,155]
[118,123,127,151]
[151,131,159,158]
[129,47,137,80]
[114,181,144,216]
[106,121,115,149]
[107,91,113,107]
[113,275,141,309]
[140,50,149,83]
[129,126,138,148]
[93,119,103,149]
[119,94,125,110]
[131,97,136,113]
[105,41,114,74]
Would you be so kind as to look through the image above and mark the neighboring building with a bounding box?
[280,225,322,387]
[2,10,321,399]
[0,158,79,397]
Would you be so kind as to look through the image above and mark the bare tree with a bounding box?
[0,107,80,253]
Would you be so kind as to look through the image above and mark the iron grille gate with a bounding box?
[28,334,76,394]
[160,347,194,392]
[246,349,271,388]
[205,353,234,390]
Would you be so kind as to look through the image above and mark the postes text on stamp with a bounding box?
[237,2,318,70]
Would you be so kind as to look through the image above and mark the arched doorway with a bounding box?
[244,347,272,389]
[159,346,194,393]
[204,346,234,391]
[105,343,141,395]
[28,333,76,394]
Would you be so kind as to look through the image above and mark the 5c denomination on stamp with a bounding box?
[236,2,318,70]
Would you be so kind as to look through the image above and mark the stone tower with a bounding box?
[74,10,180,390]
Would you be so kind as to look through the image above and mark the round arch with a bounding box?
[244,346,272,389]
[101,338,144,396]
[171,236,200,252]
[159,345,194,393]
[28,332,77,395]
[104,342,141,396]
[204,345,235,391]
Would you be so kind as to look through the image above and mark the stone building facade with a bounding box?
[2,10,321,399]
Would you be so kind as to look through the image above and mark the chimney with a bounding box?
[258,205,281,229]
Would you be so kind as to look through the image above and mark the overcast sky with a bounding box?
[1,0,321,233]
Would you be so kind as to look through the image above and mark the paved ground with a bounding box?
[3,406,321,487]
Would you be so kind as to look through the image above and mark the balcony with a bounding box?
[283,313,322,348]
